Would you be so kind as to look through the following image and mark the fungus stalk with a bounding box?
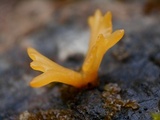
[27,10,124,88]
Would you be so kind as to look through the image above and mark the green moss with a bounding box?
[152,113,160,120]
[102,83,139,120]
[23,109,75,120]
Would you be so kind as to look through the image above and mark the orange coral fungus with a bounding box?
[27,10,124,88]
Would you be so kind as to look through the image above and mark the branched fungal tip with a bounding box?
[27,10,124,88]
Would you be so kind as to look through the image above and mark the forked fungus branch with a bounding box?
[27,10,124,88]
